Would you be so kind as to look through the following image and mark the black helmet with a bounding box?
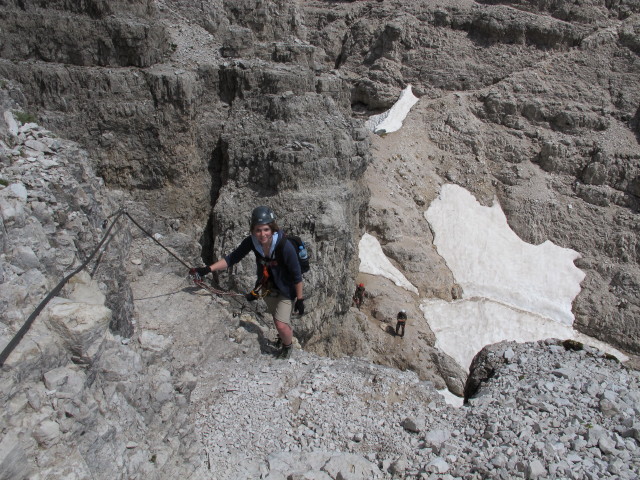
[250,206,276,227]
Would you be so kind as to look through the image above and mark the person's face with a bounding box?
[252,224,273,245]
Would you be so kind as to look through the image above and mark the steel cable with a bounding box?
[0,208,259,367]
[0,209,126,367]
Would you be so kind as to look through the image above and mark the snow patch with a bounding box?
[365,85,419,135]
[425,184,584,326]
[422,297,627,370]
[358,233,418,294]
[423,184,627,370]
[437,388,464,408]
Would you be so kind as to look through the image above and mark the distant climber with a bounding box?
[353,283,366,309]
[190,206,304,360]
[396,310,407,338]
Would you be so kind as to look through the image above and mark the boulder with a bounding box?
[33,420,61,448]
[45,299,112,358]
[43,365,86,395]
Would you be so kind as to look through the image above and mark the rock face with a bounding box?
[1,0,638,357]
[0,0,371,345]
[1,0,640,477]
[0,97,132,338]
[0,103,206,478]
[303,0,640,356]
[0,0,169,68]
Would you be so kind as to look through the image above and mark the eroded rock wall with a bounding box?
[0,0,371,346]
[0,0,638,356]
[302,0,640,356]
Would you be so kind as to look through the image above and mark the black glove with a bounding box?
[294,298,305,315]
[245,291,258,302]
[191,266,210,278]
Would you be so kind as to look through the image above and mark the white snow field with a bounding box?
[426,184,585,327]
[365,85,419,135]
[358,184,627,372]
[423,184,627,369]
[358,232,418,294]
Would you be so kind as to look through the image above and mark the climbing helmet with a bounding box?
[250,206,276,228]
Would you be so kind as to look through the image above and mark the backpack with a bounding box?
[274,233,310,275]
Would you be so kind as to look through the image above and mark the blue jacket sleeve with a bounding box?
[224,236,253,267]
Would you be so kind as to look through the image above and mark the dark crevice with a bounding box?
[201,138,229,264]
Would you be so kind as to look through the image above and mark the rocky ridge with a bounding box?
[0,98,193,478]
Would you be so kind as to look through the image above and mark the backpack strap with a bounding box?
[274,231,287,266]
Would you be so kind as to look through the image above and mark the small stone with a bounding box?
[138,331,171,352]
[566,453,582,464]
[587,425,606,446]
[599,398,619,417]
[526,459,546,479]
[424,429,451,450]
[598,436,616,455]
[11,246,39,270]
[621,427,640,442]
[388,455,408,476]
[491,454,507,468]
[401,417,421,433]
[504,348,515,361]
[4,110,19,136]
[26,389,42,410]
[25,139,51,153]
[551,368,572,379]
[33,420,61,448]
[426,457,449,474]
[7,183,28,201]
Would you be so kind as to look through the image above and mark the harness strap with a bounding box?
[252,240,281,298]
[249,262,273,298]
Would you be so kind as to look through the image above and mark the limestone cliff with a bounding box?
[1,1,640,478]
[0,0,638,358]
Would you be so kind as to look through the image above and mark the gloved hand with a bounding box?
[245,291,258,302]
[294,298,305,315]
[191,266,210,278]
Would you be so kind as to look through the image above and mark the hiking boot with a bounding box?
[276,343,293,360]
[273,336,282,349]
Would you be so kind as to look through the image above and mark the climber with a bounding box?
[353,283,366,309]
[191,206,304,359]
[396,310,407,338]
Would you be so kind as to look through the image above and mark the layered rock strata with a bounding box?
[2,0,637,357]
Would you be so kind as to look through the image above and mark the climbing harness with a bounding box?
[252,260,276,299]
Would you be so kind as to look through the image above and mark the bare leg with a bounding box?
[274,318,293,345]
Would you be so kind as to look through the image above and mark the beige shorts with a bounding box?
[264,291,293,325]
